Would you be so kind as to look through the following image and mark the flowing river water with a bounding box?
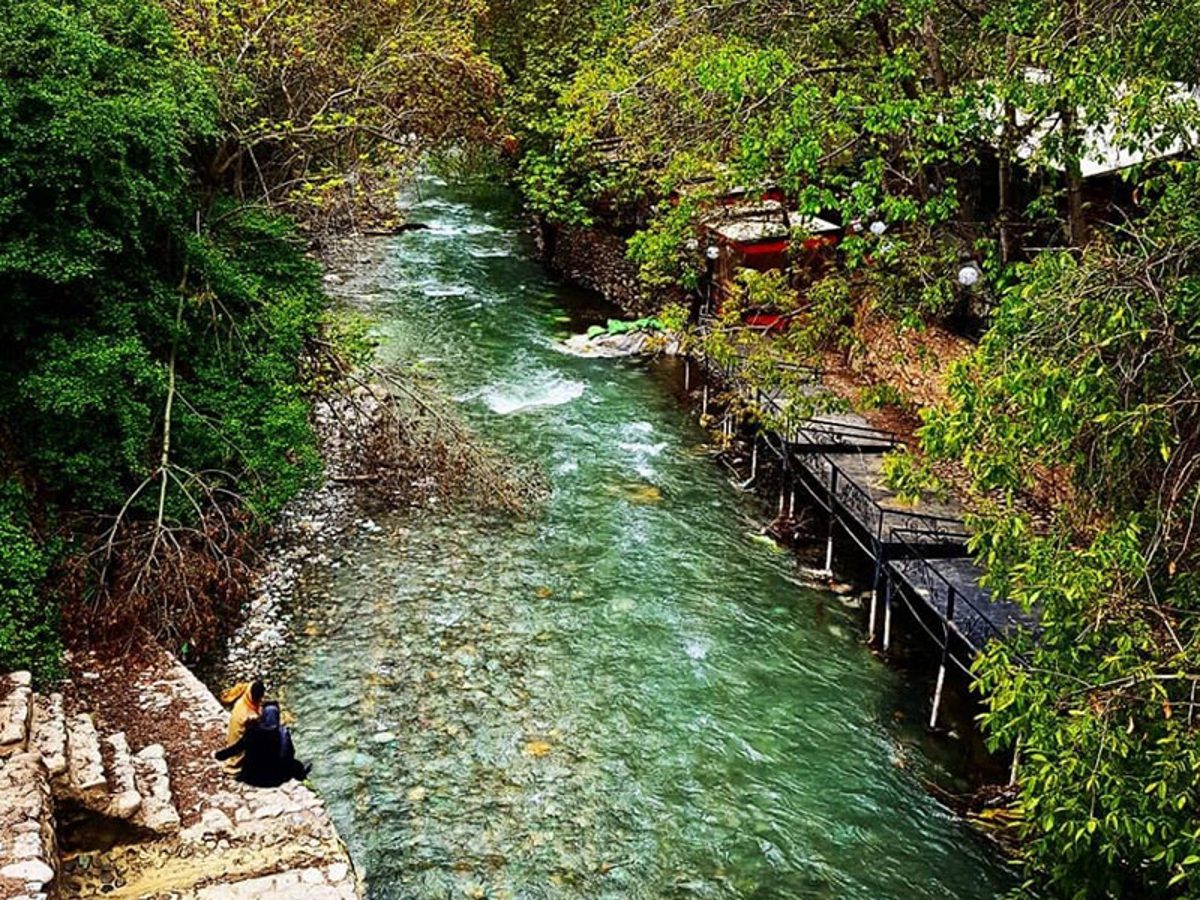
[265,178,1014,898]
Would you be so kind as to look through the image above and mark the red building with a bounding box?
[702,200,841,323]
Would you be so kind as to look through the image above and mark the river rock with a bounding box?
[558,331,651,358]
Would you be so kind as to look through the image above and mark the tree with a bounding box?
[921,166,1200,895]
[0,0,328,656]
[164,0,503,231]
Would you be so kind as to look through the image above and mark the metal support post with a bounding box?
[882,576,894,652]
[930,587,957,729]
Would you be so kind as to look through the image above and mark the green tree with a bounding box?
[165,0,503,231]
[0,0,329,657]
[921,166,1200,896]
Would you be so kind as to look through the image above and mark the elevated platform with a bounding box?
[793,445,968,548]
[888,553,1031,660]
[689,347,1036,723]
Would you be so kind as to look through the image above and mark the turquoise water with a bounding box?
[273,178,1013,898]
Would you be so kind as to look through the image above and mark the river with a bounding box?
[268,177,1014,898]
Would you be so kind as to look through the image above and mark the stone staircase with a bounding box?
[2,650,360,899]
[47,707,182,844]
[0,671,58,900]
[0,670,184,900]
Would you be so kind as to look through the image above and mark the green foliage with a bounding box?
[496,0,1200,336]
[920,168,1200,896]
[0,0,334,653]
[857,383,908,412]
[0,0,213,291]
[172,207,327,518]
[734,269,802,313]
[879,449,948,505]
[1,0,201,510]
[479,0,611,144]
[657,302,691,334]
[585,317,663,338]
[0,0,326,522]
[627,198,706,288]
[0,484,62,684]
[169,0,500,228]
[18,333,165,511]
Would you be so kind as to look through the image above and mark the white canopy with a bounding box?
[705,201,840,243]
[981,70,1199,178]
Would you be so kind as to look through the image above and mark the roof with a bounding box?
[983,70,1200,178]
[705,201,840,244]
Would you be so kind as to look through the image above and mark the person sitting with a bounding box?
[214,700,311,787]
[219,679,265,775]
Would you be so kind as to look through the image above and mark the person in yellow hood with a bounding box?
[219,679,265,774]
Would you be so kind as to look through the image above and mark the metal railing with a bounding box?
[888,528,1026,654]
[683,332,1037,680]
[793,450,966,555]
[795,417,901,448]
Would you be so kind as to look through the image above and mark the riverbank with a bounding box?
[0,242,412,900]
[0,642,360,899]
[215,236,529,689]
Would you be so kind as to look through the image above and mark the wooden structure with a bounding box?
[702,200,841,310]
[694,350,1035,728]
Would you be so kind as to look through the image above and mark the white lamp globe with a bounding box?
[869,220,888,236]
[957,263,982,287]
[705,245,721,260]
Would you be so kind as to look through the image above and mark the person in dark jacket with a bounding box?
[214,700,310,787]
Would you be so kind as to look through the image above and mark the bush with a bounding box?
[0,484,62,684]
[920,169,1200,896]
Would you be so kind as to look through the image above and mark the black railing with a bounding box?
[792,450,965,554]
[888,528,1025,653]
[795,417,901,448]
[881,511,971,553]
[688,336,1033,670]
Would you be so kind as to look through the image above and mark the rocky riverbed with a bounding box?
[221,175,1016,899]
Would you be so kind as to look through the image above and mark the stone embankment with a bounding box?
[0,649,360,900]
[534,219,657,316]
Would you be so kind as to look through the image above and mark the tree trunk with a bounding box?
[1065,156,1089,247]
[999,35,1017,263]
[1059,94,1089,247]
[921,13,950,95]
[1061,0,1089,249]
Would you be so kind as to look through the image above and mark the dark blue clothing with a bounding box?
[215,701,309,787]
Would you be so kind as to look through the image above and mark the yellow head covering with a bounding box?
[219,682,249,706]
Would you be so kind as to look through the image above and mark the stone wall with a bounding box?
[0,750,58,899]
[534,219,657,317]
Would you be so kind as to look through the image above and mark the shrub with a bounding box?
[0,484,62,684]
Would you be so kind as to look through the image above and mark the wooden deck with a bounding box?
[694,351,1036,726]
